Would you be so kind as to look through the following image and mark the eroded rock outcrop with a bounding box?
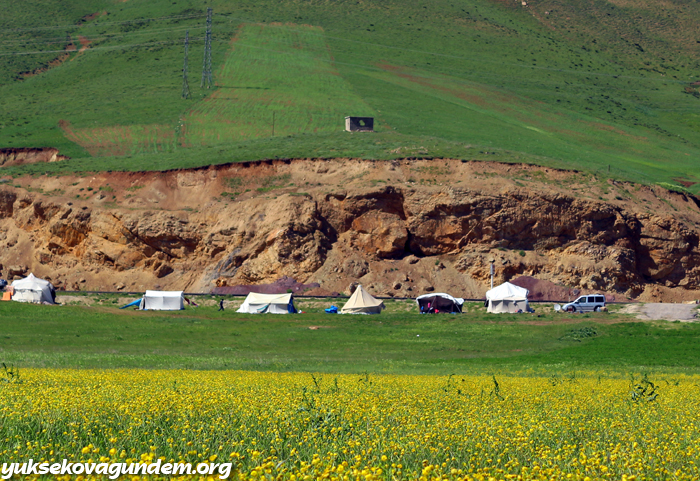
[0,148,68,167]
[0,158,698,301]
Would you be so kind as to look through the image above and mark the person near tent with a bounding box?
[421,302,433,314]
[218,299,225,311]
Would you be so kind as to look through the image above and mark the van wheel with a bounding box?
[594,306,601,312]
[568,306,576,313]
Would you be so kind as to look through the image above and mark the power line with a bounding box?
[1,14,694,110]
[3,13,206,32]
[0,38,184,56]
[0,26,690,105]
[223,38,694,96]
[3,13,692,87]
[209,18,694,86]
[4,10,695,87]
[235,40,691,110]
[200,7,213,88]
[0,24,203,47]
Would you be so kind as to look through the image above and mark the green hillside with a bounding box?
[1,0,699,191]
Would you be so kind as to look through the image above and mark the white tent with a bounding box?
[341,285,385,314]
[11,273,56,304]
[139,290,184,310]
[485,282,530,313]
[236,292,296,314]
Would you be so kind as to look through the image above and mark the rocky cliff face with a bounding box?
[0,148,68,167]
[0,158,698,301]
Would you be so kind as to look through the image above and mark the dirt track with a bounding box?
[620,303,698,322]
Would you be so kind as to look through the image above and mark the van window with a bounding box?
[587,296,596,303]
[595,296,605,303]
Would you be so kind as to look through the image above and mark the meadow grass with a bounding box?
[1,0,699,191]
[0,368,698,479]
[2,131,551,176]
[1,299,698,374]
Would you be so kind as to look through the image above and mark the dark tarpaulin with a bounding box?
[417,295,463,314]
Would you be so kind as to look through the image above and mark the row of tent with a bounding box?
[234,281,530,315]
[236,288,466,315]
[120,291,300,313]
[118,286,421,314]
[237,288,472,315]
[235,288,384,314]
[2,273,530,314]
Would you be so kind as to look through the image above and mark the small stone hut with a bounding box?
[345,116,374,132]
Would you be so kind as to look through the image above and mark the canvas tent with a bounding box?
[10,273,56,304]
[139,290,184,310]
[485,282,530,313]
[237,292,296,314]
[341,285,385,314]
[416,293,464,314]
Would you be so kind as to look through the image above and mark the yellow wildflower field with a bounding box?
[0,369,698,480]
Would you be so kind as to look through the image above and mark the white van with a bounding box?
[562,295,606,313]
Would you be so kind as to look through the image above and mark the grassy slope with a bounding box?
[182,24,375,145]
[1,299,699,374]
[0,0,699,190]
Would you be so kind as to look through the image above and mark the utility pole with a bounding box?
[490,259,495,290]
[181,30,190,99]
[201,7,213,88]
